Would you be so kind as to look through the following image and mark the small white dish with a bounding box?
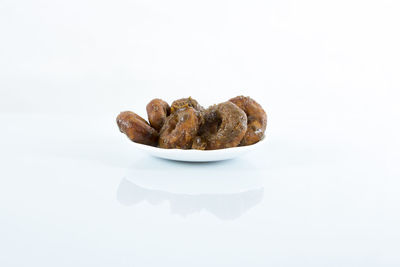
[130,136,267,162]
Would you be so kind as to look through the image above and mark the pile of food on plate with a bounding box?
[117,96,267,150]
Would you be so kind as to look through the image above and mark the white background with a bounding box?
[1,0,400,266]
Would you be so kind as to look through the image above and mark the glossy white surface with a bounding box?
[1,112,399,266]
[129,136,267,162]
[1,0,400,266]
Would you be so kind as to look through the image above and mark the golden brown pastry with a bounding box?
[170,97,204,113]
[229,96,267,146]
[146,98,171,131]
[191,136,207,150]
[116,111,158,146]
[117,96,267,150]
[158,107,200,149]
[198,101,247,150]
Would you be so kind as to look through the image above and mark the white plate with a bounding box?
[130,136,267,162]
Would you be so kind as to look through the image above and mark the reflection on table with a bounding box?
[117,177,264,220]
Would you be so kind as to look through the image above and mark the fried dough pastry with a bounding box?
[117,95,267,150]
[116,111,158,146]
[170,97,204,113]
[191,136,207,150]
[198,101,247,150]
[159,107,200,149]
[171,97,205,126]
[229,96,267,146]
[146,98,171,131]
